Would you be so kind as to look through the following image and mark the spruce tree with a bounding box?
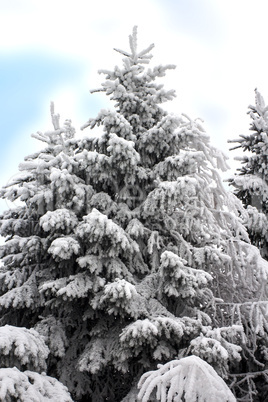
[0,104,76,400]
[0,27,268,401]
[229,89,268,260]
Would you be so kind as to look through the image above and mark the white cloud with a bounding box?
[0,0,163,58]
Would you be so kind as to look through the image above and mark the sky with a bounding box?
[1,0,268,214]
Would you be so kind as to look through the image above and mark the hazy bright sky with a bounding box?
[1,0,268,213]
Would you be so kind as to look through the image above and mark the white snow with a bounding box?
[40,209,78,232]
[0,367,73,401]
[137,355,236,402]
[0,325,49,372]
[48,236,80,260]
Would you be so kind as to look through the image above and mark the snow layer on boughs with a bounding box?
[83,109,136,141]
[126,218,146,238]
[120,319,158,347]
[0,274,38,309]
[190,336,235,377]
[188,325,244,379]
[245,205,268,239]
[137,356,236,402]
[231,174,268,203]
[40,209,78,233]
[0,367,73,401]
[107,133,140,170]
[39,273,105,300]
[48,168,89,213]
[90,278,141,317]
[229,88,268,264]
[0,325,49,372]
[159,251,212,298]
[153,151,204,180]
[48,236,80,260]
[102,278,137,301]
[89,192,117,215]
[77,254,103,274]
[143,176,199,216]
[120,316,185,351]
[0,235,43,262]
[75,208,139,257]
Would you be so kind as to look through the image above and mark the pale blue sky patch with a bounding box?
[0,51,87,168]
[158,0,224,47]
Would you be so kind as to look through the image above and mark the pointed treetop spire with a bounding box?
[129,25,138,56]
[114,26,155,65]
[50,101,60,131]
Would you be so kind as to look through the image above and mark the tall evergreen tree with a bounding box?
[0,27,268,401]
[229,89,268,260]
[0,104,76,401]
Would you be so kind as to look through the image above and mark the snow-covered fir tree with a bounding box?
[0,27,268,401]
[0,104,75,401]
[229,89,268,260]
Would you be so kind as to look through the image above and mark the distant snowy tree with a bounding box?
[0,27,268,401]
[229,89,268,260]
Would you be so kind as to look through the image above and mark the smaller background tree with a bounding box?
[228,89,268,260]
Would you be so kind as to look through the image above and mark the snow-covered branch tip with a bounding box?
[50,102,60,131]
[129,25,138,56]
[114,26,155,64]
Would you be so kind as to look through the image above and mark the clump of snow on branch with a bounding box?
[231,175,268,203]
[75,208,139,257]
[103,278,137,300]
[159,251,212,299]
[0,325,49,372]
[119,316,186,355]
[0,367,73,401]
[120,318,159,348]
[137,356,236,402]
[0,275,38,310]
[245,205,268,241]
[107,133,140,170]
[91,278,139,317]
[48,236,80,260]
[126,218,146,238]
[189,325,244,378]
[83,109,135,141]
[40,209,78,233]
[39,272,104,301]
